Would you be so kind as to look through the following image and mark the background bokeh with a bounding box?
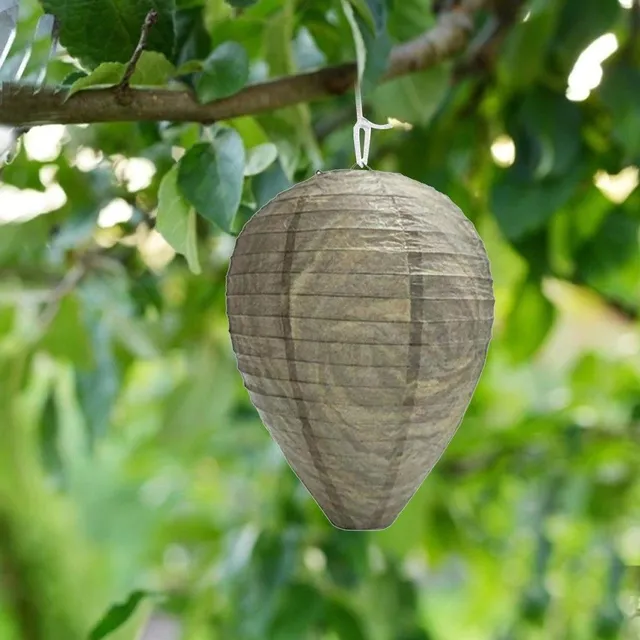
[1,0,640,638]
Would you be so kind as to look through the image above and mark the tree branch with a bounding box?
[0,1,487,127]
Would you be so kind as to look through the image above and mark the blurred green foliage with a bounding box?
[0,0,640,638]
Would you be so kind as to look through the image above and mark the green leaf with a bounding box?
[256,115,303,180]
[549,184,614,277]
[572,187,613,242]
[353,0,386,34]
[66,63,124,98]
[195,41,249,103]
[39,296,94,368]
[244,143,278,176]
[516,89,582,180]
[0,147,45,191]
[373,64,451,126]
[67,122,146,157]
[175,59,204,75]
[80,272,159,359]
[40,0,176,69]
[492,171,582,241]
[491,102,586,243]
[253,161,291,208]
[156,165,202,274]
[326,600,368,640]
[89,591,150,640]
[347,0,377,34]
[225,0,258,6]
[230,116,270,148]
[0,214,57,267]
[76,322,120,442]
[554,0,620,64]
[600,64,640,161]
[387,0,435,41]
[264,3,296,77]
[39,392,64,478]
[232,205,257,235]
[129,51,177,85]
[66,52,176,98]
[177,127,246,233]
[269,583,324,639]
[263,1,323,170]
[548,208,575,277]
[498,0,560,89]
[503,278,555,362]
[61,70,88,87]
[174,4,211,63]
[576,213,640,308]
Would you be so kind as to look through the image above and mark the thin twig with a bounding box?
[115,9,158,100]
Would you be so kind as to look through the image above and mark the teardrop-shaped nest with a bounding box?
[227,170,494,530]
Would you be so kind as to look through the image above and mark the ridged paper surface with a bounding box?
[227,170,494,530]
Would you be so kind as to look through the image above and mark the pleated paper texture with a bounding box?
[227,170,494,530]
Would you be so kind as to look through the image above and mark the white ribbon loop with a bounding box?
[353,117,393,168]
[352,77,393,168]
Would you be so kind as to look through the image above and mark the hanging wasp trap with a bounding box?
[227,169,494,530]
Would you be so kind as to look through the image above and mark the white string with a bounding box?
[352,77,393,168]
[340,0,410,168]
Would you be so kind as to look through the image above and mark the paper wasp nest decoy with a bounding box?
[227,170,494,530]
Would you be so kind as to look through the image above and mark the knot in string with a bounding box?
[352,80,392,168]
